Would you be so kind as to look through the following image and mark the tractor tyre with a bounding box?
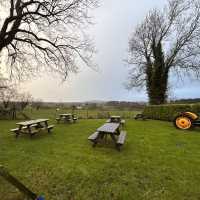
[173,115,193,130]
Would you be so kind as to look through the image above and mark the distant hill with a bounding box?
[37,100,146,110]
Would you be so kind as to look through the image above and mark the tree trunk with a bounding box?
[146,40,169,105]
[148,74,168,105]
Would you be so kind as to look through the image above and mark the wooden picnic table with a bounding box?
[56,113,77,123]
[88,123,127,151]
[11,119,54,138]
[106,115,125,126]
[59,113,72,117]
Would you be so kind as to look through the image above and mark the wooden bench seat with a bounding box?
[56,118,61,123]
[47,125,54,133]
[117,131,126,151]
[11,127,39,137]
[10,126,27,133]
[30,125,54,134]
[134,114,147,120]
[10,128,19,133]
[88,132,99,141]
[73,117,78,123]
[30,124,39,128]
[121,119,125,126]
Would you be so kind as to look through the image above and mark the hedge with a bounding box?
[143,104,200,121]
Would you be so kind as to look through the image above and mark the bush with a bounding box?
[143,104,200,121]
[88,115,95,119]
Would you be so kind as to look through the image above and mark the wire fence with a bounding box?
[24,108,141,120]
[74,110,140,119]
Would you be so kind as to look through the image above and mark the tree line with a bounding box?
[0,76,44,119]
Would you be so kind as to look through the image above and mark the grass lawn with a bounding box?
[1,118,200,200]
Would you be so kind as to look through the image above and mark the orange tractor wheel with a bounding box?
[174,115,193,130]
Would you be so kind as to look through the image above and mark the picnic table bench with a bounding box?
[56,113,78,124]
[88,123,127,151]
[10,119,54,138]
[106,116,125,127]
[134,114,147,120]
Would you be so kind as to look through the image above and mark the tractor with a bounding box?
[174,112,200,130]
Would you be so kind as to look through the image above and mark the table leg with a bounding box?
[104,134,108,144]
[64,117,69,123]
[110,133,118,148]
[37,122,43,129]
[44,121,48,128]
[27,125,33,137]
[16,125,23,138]
[100,133,105,139]
[116,127,120,135]
[92,133,103,147]
[44,121,50,133]
[57,118,61,124]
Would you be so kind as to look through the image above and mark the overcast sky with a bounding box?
[21,0,200,102]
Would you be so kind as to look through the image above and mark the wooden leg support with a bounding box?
[116,144,122,151]
[15,131,20,138]
[92,134,102,147]
[0,165,37,200]
[92,141,97,147]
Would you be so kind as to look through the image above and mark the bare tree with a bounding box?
[16,91,33,110]
[0,0,98,80]
[0,79,33,118]
[32,98,43,110]
[0,74,9,89]
[127,0,200,105]
[0,83,17,109]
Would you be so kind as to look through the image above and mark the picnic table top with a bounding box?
[16,119,49,126]
[110,116,121,119]
[97,123,120,133]
[59,113,72,116]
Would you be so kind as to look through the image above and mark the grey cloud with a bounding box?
[21,0,199,102]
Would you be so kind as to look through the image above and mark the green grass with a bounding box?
[1,117,200,200]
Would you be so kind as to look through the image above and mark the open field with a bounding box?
[1,114,200,200]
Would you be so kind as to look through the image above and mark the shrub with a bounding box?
[143,104,200,121]
[88,115,95,119]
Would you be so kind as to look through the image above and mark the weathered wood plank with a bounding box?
[47,125,54,133]
[97,123,120,133]
[117,131,126,145]
[88,132,99,141]
[10,128,19,133]
[0,165,37,200]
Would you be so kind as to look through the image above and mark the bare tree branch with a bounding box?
[0,0,99,80]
